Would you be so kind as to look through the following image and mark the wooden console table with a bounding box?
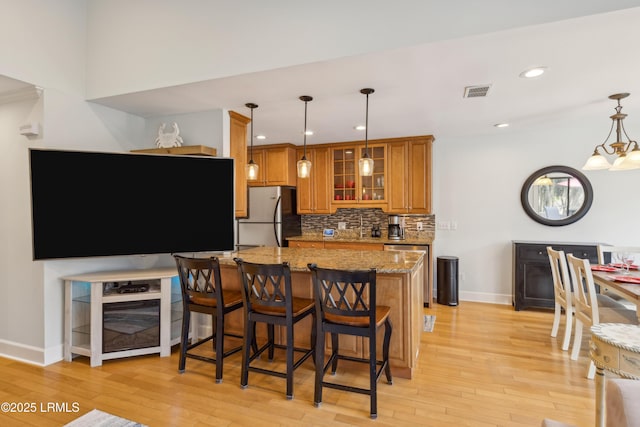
[63,268,181,367]
[590,323,640,427]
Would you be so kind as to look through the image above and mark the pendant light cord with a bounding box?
[303,99,308,158]
[364,92,369,155]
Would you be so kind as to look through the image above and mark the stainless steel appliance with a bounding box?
[388,215,404,240]
[237,186,301,248]
[384,244,430,306]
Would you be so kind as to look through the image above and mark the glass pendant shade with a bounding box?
[297,95,313,178]
[626,147,640,166]
[609,154,639,171]
[359,155,374,176]
[297,157,311,178]
[246,160,259,180]
[582,152,612,170]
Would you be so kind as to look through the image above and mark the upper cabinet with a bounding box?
[247,144,298,187]
[229,111,251,218]
[297,146,331,214]
[387,136,433,214]
[331,143,387,210]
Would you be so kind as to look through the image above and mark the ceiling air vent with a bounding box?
[463,84,491,98]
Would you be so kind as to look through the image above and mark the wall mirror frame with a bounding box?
[520,165,593,227]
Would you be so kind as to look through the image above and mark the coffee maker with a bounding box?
[388,215,404,240]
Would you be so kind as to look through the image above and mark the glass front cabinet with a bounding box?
[332,143,386,207]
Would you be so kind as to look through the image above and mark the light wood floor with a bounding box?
[0,302,596,426]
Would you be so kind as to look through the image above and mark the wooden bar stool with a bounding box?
[234,258,316,399]
[174,255,244,383]
[307,263,392,419]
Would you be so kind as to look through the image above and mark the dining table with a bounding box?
[591,265,640,318]
[589,264,640,427]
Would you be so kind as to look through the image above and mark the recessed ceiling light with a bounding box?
[256,134,266,140]
[304,130,313,136]
[354,125,366,131]
[519,66,547,79]
[494,123,509,128]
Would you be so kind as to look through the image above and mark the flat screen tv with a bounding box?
[29,148,235,260]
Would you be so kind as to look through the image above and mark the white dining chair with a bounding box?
[547,247,574,351]
[566,254,638,379]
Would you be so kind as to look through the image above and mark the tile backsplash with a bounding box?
[301,208,435,239]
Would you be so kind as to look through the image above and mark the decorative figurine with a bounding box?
[155,122,183,148]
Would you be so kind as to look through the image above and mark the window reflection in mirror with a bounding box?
[521,166,593,226]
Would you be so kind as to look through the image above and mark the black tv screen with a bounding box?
[29,149,235,260]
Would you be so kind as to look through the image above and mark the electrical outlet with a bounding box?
[460,272,466,282]
[338,222,346,230]
[416,222,423,231]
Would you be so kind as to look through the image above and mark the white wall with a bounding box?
[433,114,640,304]
[0,1,151,365]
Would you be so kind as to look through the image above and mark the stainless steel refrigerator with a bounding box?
[236,186,301,249]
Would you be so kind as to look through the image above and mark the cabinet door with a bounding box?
[387,142,409,213]
[332,146,357,203]
[265,148,294,186]
[359,144,386,205]
[387,138,432,214]
[297,147,331,214]
[289,240,324,249]
[331,143,386,207]
[407,139,431,214]
[229,111,251,217]
[323,241,384,251]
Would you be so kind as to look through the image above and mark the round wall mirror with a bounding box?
[520,165,593,226]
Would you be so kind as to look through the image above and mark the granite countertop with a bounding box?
[287,233,434,246]
[217,246,424,273]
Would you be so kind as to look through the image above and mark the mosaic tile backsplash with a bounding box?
[301,208,435,240]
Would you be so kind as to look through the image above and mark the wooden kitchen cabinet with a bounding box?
[387,136,433,214]
[229,111,251,218]
[288,240,324,249]
[296,146,331,214]
[323,241,384,251]
[331,143,386,210]
[288,240,384,251]
[512,241,600,310]
[247,143,297,187]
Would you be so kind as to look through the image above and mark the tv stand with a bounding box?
[63,268,181,367]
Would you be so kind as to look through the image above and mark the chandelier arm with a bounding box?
[620,122,636,153]
[598,119,617,155]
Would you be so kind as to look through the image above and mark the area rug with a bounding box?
[423,315,436,332]
[64,409,146,427]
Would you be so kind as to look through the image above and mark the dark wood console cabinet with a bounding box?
[512,240,601,311]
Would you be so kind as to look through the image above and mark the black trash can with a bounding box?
[437,256,459,306]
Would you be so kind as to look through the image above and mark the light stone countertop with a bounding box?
[216,246,424,273]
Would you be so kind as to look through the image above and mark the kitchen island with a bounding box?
[214,246,425,379]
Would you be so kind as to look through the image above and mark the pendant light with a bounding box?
[245,103,259,181]
[359,88,375,176]
[297,95,313,178]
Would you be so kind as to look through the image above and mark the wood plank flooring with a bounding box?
[0,302,596,426]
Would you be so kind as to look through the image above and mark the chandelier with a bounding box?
[582,93,640,171]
